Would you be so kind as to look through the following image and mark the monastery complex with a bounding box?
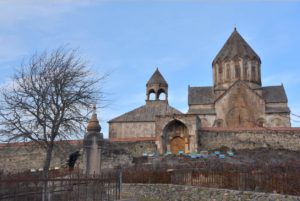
[108,28,291,154]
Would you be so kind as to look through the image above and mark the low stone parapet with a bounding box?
[121,183,300,201]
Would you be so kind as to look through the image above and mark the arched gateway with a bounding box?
[163,120,189,154]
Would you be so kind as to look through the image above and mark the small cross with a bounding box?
[92,104,96,114]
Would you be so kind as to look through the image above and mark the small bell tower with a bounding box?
[146,68,168,102]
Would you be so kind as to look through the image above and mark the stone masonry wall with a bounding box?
[0,141,82,173]
[0,140,136,174]
[199,128,300,151]
[109,122,155,138]
[121,183,300,201]
[111,141,157,157]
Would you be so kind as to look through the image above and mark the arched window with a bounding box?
[218,65,223,74]
[244,66,248,80]
[148,89,156,100]
[251,65,256,81]
[226,64,230,81]
[235,64,240,79]
[157,89,167,100]
[218,65,223,83]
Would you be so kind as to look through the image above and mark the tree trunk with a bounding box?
[42,143,54,201]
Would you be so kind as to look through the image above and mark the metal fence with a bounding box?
[171,168,300,195]
[0,171,120,201]
[122,163,300,196]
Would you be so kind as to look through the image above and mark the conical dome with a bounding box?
[147,68,168,87]
[213,28,261,65]
[87,113,101,132]
[212,28,262,90]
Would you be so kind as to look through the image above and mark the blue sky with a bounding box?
[0,1,300,138]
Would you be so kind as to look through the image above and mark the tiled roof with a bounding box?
[188,84,288,106]
[261,85,288,103]
[213,28,261,64]
[108,101,181,123]
[188,86,215,105]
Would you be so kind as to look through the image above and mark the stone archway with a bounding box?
[163,120,189,154]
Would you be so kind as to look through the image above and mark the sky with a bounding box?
[0,1,299,138]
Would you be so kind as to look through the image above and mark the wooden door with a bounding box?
[170,137,185,154]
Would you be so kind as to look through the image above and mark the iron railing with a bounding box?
[0,171,120,201]
[122,163,300,196]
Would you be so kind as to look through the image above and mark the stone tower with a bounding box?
[188,28,290,128]
[212,28,261,98]
[84,106,103,175]
[146,68,168,101]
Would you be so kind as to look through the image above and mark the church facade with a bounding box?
[109,29,291,154]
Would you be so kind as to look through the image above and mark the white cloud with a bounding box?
[0,1,95,26]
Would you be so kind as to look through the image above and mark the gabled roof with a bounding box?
[108,101,181,123]
[261,85,288,103]
[213,28,261,64]
[188,84,288,105]
[147,68,168,86]
[188,86,215,105]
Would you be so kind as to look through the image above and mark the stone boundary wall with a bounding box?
[110,140,157,157]
[198,128,300,151]
[0,140,83,173]
[0,140,136,173]
[121,183,300,201]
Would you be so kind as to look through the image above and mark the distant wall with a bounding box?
[0,140,137,174]
[0,141,82,173]
[110,140,157,157]
[199,128,300,151]
[121,184,300,201]
[109,122,155,138]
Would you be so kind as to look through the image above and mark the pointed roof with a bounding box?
[213,28,261,64]
[147,68,168,86]
[87,106,101,132]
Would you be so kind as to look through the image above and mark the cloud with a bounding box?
[0,1,95,27]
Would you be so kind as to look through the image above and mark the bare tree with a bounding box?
[0,47,105,178]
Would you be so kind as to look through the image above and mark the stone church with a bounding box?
[109,28,291,154]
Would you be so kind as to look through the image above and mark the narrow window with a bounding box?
[252,66,256,81]
[226,64,230,80]
[235,64,240,79]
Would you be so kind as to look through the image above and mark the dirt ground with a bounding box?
[136,148,300,170]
